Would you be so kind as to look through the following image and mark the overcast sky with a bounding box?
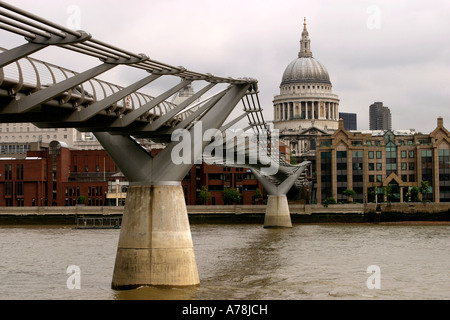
[3,0,450,133]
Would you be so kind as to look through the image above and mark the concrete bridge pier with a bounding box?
[264,194,292,228]
[111,183,199,289]
[94,83,252,289]
[250,161,310,228]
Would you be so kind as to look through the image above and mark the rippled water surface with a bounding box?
[0,223,449,300]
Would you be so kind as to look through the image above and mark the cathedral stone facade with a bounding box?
[273,19,340,158]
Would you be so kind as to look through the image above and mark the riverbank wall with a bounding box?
[0,202,449,225]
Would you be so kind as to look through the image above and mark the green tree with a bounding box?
[383,185,393,202]
[78,195,86,204]
[409,186,420,202]
[254,188,262,202]
[198,186,211,205]
[223,187,241,205]
[419,180,431,199]
[342,189,356,202]
[323,197,336,207]
[289,151,297,165]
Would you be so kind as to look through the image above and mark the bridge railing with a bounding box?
[0,1,258,136]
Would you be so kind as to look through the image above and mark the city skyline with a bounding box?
[1,0,449,133]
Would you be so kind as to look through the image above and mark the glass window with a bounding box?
[352,151,363,158]
[336,151,347,158]
[421,150,432,157]
[376,151,382,159]
[321,152,331,159]
[368,151,374,159]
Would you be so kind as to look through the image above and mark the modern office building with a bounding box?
[316,117,450,204]
[339,112,357,131]
[369,102,392,130]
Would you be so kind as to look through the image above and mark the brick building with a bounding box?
[0,141,266,207]
[0,141,117,207]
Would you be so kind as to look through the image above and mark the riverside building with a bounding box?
[316,117,450,204]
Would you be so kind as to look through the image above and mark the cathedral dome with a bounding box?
[281,18,331,86]
[281,57,331,85]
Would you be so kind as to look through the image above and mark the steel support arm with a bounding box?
[67,73,161,122]
[116,78,193,127]
[93,132,153,183]
[1,62,116,113]
[151,84,251,183]
[147,82,217,131]
[0,42,46,68]
[172,89,229,131]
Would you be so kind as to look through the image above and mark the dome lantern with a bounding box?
[299,17,312,58]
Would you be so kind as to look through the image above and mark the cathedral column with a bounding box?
[314,101,318,119]
[308,101,312,119]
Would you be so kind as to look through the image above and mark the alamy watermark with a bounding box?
[66,265,81,289]
[366,265,381,289]
[170,121,280,175]
[366,5,381,30]
[66,5,81,30]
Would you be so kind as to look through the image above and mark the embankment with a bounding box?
[0,202,449,225]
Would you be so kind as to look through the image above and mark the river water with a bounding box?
[0,222,449,300]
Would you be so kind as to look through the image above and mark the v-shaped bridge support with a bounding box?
[251,162,310,228]
[94,83,251,289]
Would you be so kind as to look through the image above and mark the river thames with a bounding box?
[0,222,449,300]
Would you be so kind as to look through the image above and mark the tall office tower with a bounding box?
[369,102,392,130]
[339,112,357,130]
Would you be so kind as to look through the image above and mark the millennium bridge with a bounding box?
[0,1,310,288]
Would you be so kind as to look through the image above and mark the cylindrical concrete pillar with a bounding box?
[264,194,292,228]
[111,184,199,289]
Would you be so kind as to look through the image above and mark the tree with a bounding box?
[254,188,262,203]
[77,195,86,205]
[383,185,393,202]
[409,186,420,202]
[342,189,356,202]
[419,181,431,199]
[198,186,211,205]
[323,197,336,207]
[223,187,241,205]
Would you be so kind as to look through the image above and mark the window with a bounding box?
[401,151,407,158]
[421,150,432,157]
[376,151,382,159]
[368,151,374,159]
